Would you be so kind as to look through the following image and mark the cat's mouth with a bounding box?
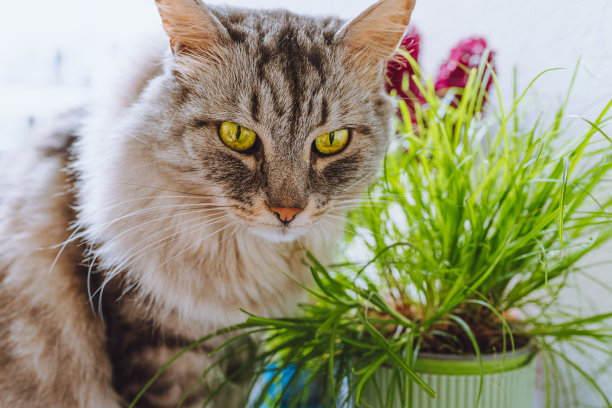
[243,211,316,243]
[246,224,309,243]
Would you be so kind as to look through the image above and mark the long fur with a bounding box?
[0,0,415,406]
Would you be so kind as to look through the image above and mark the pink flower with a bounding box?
[385,27,424,123]
[386,33,496,127]
[434,37,495,107]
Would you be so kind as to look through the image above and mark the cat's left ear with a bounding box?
[155,0,227,56]
[336,0,416,66]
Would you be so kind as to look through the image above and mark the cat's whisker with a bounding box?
[164,111,179,139]
[79,205,228,244]
[46,225,83,275]
[319,217,357,237]
[324,212,357,222]
[105,182,233,199]
[104,213,234,278]
[126,130,150,145]
[68,205,228,252]
[43,224,87,250]
[331,203,390,211]
[85,207,230,252]
[132,215,235,269]
[339,191,404,198]
[332,200,365,206]
[326,213,362,223]
[94,213,233,286]
[322,214,362,231]
[295,237,306,256]
[87,194,228,209]
[86,241,100,314]
[341,173,373,192]
[334,198,394,205]
[91,214,235,307]
[210,223,242,256]
[154,220,240,271]
[104,202,229,216]
[91,203,230,235]
[326,205,368,213]
[329,204,367,210]
[335,197,397,204]
[335,195,397,201]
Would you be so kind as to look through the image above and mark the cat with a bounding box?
[0,0,415,406]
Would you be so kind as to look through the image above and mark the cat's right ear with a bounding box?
[155,0,227,57]
[336,0,416,69]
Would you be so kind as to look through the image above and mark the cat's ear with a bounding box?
[336,0,416,65]
[155,0,226,56]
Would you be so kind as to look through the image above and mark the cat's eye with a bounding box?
[314,129,350,155]
[219,121,257,152]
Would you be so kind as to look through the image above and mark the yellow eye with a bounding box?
[314,129,350,155]
[219,121,257,152]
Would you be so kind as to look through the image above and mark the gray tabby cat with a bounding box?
[0,0,415,406]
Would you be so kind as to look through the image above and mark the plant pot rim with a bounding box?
[412,342,537,376]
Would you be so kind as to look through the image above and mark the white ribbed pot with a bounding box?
[358,345,537,408]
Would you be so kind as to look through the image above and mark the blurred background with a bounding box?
[1,0,611,406]
[2,0,611,150]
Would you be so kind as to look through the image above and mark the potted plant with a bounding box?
[132,58,612,408]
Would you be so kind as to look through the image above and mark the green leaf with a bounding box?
[358,311,436,399]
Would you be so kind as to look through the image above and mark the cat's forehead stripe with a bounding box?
[255,42,327,133]
[318,98,329,128]
[276,24,307,133]
[250,91,260,123]
[217,8,340,133]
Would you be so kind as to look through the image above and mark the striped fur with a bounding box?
[0,1,415,406]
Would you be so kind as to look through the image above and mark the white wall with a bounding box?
[1,0,611,405]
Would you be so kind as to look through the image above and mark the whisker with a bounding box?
[47,202,231,251]
[107,213,233,275]
[322,214,362,231]
[91,213,233,304]
[79,206,228,248]
[86,240,99,314]
[155,220,240,270]
[334,201,391,208]
[89,203,231,235]
[210,223,242,255]
[330,204,382,211]
[340,191,404,198]
[164,111,178,139]
[342,173,373,192]
[46,225,83,275]
[319,218,357,238]
[105,182,233,198]
[87,207,229,250]
[335,197,397,204]
[335,199,396,206]
[86,194,228,209]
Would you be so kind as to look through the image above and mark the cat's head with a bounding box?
[128,0,415,243]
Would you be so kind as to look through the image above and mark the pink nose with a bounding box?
[270,207,303,223]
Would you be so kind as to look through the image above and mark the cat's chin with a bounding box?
[246,226,306,243]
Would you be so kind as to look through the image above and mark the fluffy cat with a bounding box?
[0,0,415,406]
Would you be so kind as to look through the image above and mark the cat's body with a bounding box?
[0,1,414,406]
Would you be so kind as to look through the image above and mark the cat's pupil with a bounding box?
[236,125,242,141]
[329,131,335,145]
